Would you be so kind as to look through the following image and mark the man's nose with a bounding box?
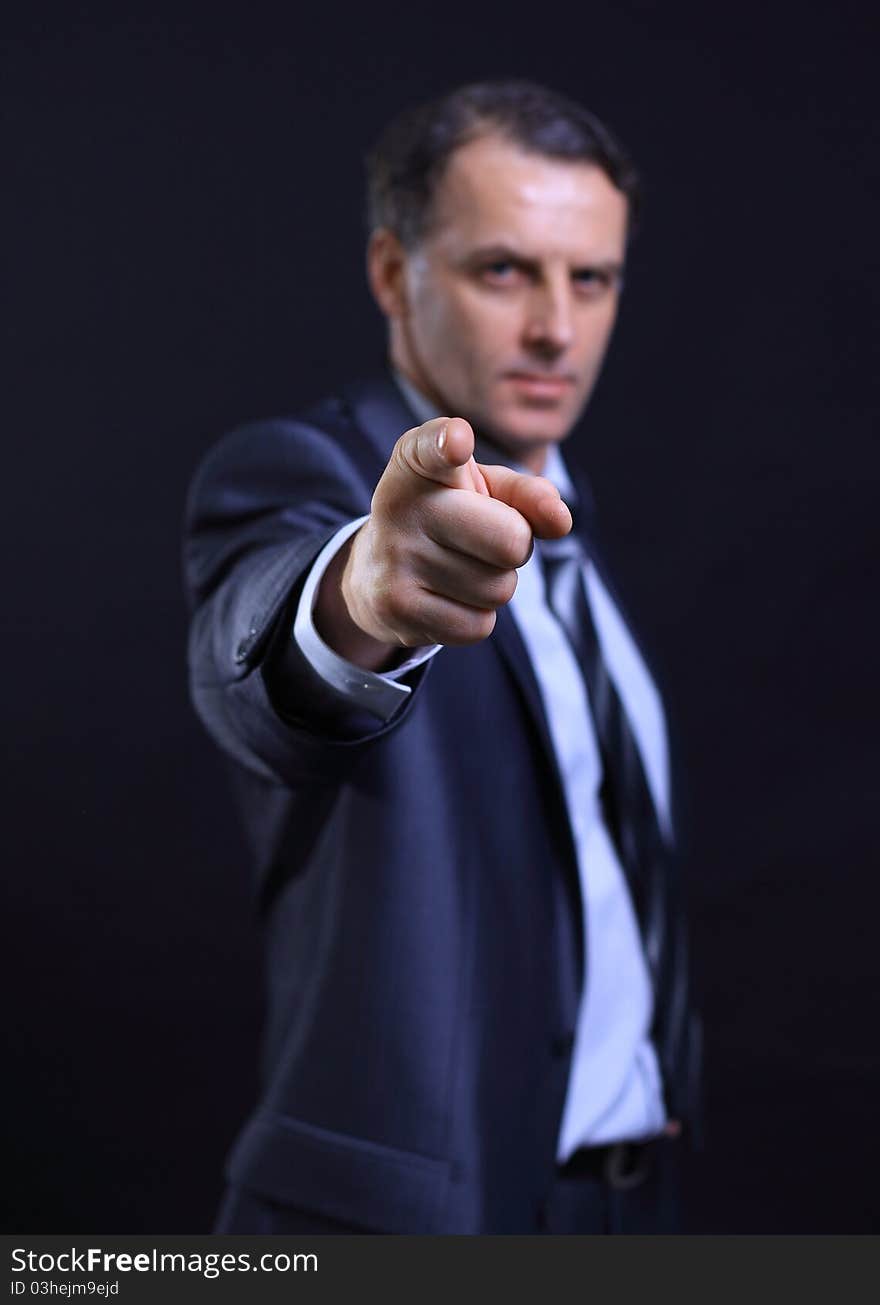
[522,283,575,355]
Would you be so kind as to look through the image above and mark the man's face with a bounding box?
[382,132,629,468]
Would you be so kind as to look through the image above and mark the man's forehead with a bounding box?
[427,132,628,254]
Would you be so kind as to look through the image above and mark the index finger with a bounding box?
[479,463,573,540]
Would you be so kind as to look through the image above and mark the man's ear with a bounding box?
[366,227,409,320]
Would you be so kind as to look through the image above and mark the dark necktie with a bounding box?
[539,528,686,1093]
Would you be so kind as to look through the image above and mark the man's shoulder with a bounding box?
[198,371,414,482]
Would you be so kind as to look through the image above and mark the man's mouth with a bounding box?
[504,372,576,399]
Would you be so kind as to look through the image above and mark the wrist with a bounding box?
[316,526,401,671]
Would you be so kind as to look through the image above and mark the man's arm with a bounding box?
[183,418,423,789]
[183,412,571,787]
[277,514,441,723]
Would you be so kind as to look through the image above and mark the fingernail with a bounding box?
[437,424,447,453]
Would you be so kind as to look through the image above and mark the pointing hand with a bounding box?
[316,416,572,668]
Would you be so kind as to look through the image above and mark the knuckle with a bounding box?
[368,585,395,628]
[389,427,421,478]
[369,573,407,629]
[444,607,496,645]
[470,609,497,642]
[497,518,533,569]
[399,625,434,648]
[475,569,517,609]
[389,443,412,484]
[492,569,518,606]
[398,591,438,647]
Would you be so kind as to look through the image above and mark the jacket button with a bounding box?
[550,1031,575,1059]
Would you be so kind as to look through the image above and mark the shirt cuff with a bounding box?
[292,515,441,721]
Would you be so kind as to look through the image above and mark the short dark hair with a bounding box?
[365,79,641,248]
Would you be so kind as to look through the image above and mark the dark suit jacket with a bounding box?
[183,370,699,1234]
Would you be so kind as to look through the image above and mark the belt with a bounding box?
[557,1139,657,1191]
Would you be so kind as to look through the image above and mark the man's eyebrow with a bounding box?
[464,244,530,263]
[463,244,624,276]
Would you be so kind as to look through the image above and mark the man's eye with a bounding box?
[482,261,519,283]
[574,269,612,294]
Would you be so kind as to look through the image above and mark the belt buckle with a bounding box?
[603,1141,651,1191]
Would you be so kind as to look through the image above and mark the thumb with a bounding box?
[394,417,487,493]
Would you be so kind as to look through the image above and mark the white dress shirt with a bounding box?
[291,372,671,1156]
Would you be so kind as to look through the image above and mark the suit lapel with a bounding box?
[489,606,576,836]
[342,370,418,469]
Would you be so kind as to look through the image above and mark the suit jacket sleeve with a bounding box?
[182,417,432,788]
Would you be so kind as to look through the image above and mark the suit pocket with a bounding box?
[225,1108,451,1234]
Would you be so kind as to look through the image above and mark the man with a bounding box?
[184,79,700,1234]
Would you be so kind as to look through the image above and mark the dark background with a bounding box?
[3,2,878,1232]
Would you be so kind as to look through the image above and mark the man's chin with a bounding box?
[484,405,576,454]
